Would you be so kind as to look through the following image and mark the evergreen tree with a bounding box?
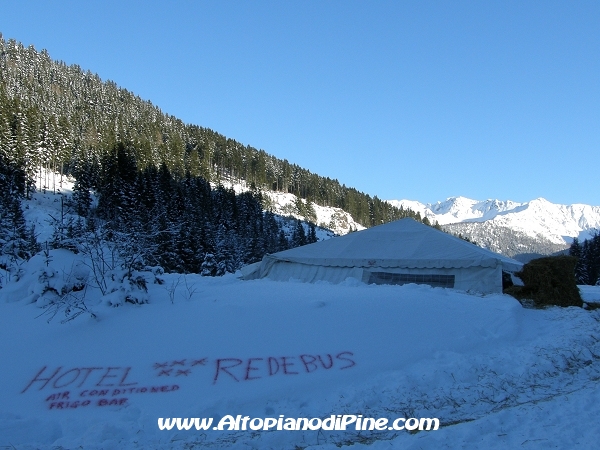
[71,162,93,217]
[278,229,289,251]
[201,253,217,277]
[0,150,38,264]
[292,219,307,247]
[570,238,585,283]
[570,233,600,285]
[307,223,318,244]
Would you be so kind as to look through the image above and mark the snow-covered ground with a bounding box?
[1,251,599,449]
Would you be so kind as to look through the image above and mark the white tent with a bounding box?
[241,218,523,294]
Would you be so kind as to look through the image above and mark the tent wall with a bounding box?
[252,261,504,294]
[261,261,365,285]
[363,266,503,293]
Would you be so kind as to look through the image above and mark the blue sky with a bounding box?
[2,1,599,205]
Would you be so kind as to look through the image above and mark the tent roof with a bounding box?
[267,218,523,271]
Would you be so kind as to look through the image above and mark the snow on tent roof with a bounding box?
[250,218,523,271]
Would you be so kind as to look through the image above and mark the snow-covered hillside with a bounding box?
[21,171,358,249]
[22,172,79,244]
[262,191,364,235]
[218,177,365,236]
[389,197,600,246]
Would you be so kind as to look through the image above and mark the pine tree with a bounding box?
[570,234,600,286]
[71,162,93,217]
[0,149,37,263]
[570,238,585,284]
[307,223,318,244]
[201,253,217,277]
[291,219,307,247]
[278,229,289,251]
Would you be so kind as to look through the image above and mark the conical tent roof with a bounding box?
[260,218,522,271]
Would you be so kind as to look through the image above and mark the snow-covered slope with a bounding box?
[389,196,600,246]
[22,171,360,246]
[22,172,78,244]
[217,177,365,236]
[263,191,365,235]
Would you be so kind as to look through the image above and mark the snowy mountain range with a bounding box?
[388,197,600,259]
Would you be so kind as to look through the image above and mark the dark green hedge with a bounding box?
[505,256,583,308]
